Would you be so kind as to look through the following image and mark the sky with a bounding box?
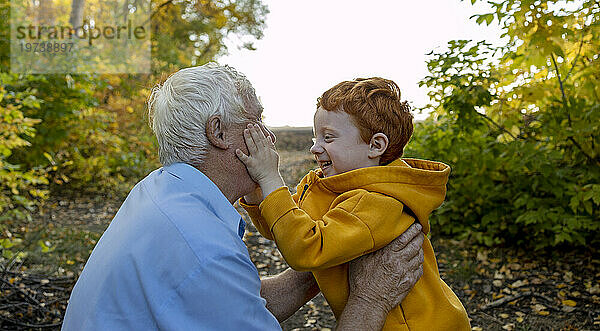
[219,0,505,127]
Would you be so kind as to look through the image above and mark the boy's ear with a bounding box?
[368,133,389,159]
[206,115,230,150]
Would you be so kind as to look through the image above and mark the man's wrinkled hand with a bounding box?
[243,186,264,205]
[348,223,425,314]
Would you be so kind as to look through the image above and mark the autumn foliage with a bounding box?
[407,0,600,250]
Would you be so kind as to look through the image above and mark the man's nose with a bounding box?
[262,124,276,144]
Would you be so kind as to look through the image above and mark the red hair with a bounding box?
[317,77,413,165]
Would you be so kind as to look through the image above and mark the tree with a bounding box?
[69,0,84,27]
[409,0,600,249]
[150,0,268,71]
[0,0,269,219]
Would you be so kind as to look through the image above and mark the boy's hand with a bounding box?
[236,124,285,199]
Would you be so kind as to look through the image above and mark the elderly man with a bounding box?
[62,63,424,330]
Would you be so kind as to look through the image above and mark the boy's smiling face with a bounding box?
[310,107,378,177]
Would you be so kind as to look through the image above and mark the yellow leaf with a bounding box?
[516,317,524,323]
[562,299,576,307]
[499,313,509,318]
[537,311,550,316]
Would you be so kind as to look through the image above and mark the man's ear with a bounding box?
[368,133,389,159]
[205,115,229,150]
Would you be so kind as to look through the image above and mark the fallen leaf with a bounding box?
[511,280,527,288]
[562,299,576,307]
[477,251,488,262]
[530,277,543,285]
[507,263,521,270]
[493,280,503,287]
[499,313,509,318]
[537,311,550,316]
[516,317,524,323]
[483,284,492,293]
[502,323,515,330]
[563,271,573,282]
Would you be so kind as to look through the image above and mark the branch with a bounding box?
[564,31,585,82]
[568,136,599,165]
[551,53,600,165]
[481,291,532,310]
[550,53,571,126]
[481,290,560,311]
[477,111,518,140]
[142,0,174,26]
[0,315,63,329]
[0,277,46,311]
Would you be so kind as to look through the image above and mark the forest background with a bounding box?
[0,0,599,329]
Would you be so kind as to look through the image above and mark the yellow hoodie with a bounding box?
[240,158,470,330]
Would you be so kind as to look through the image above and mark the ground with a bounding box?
[1,128,599,330]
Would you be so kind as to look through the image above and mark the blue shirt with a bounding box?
[62,163,280,330]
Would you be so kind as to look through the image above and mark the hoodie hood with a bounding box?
[305,158,450,234]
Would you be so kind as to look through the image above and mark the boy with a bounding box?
[236,77,470,330]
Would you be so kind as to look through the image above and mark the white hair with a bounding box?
[147,63,257,166]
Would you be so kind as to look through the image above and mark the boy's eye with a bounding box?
[311,135,333,144]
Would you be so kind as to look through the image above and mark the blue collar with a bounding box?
[162,163,245,239]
